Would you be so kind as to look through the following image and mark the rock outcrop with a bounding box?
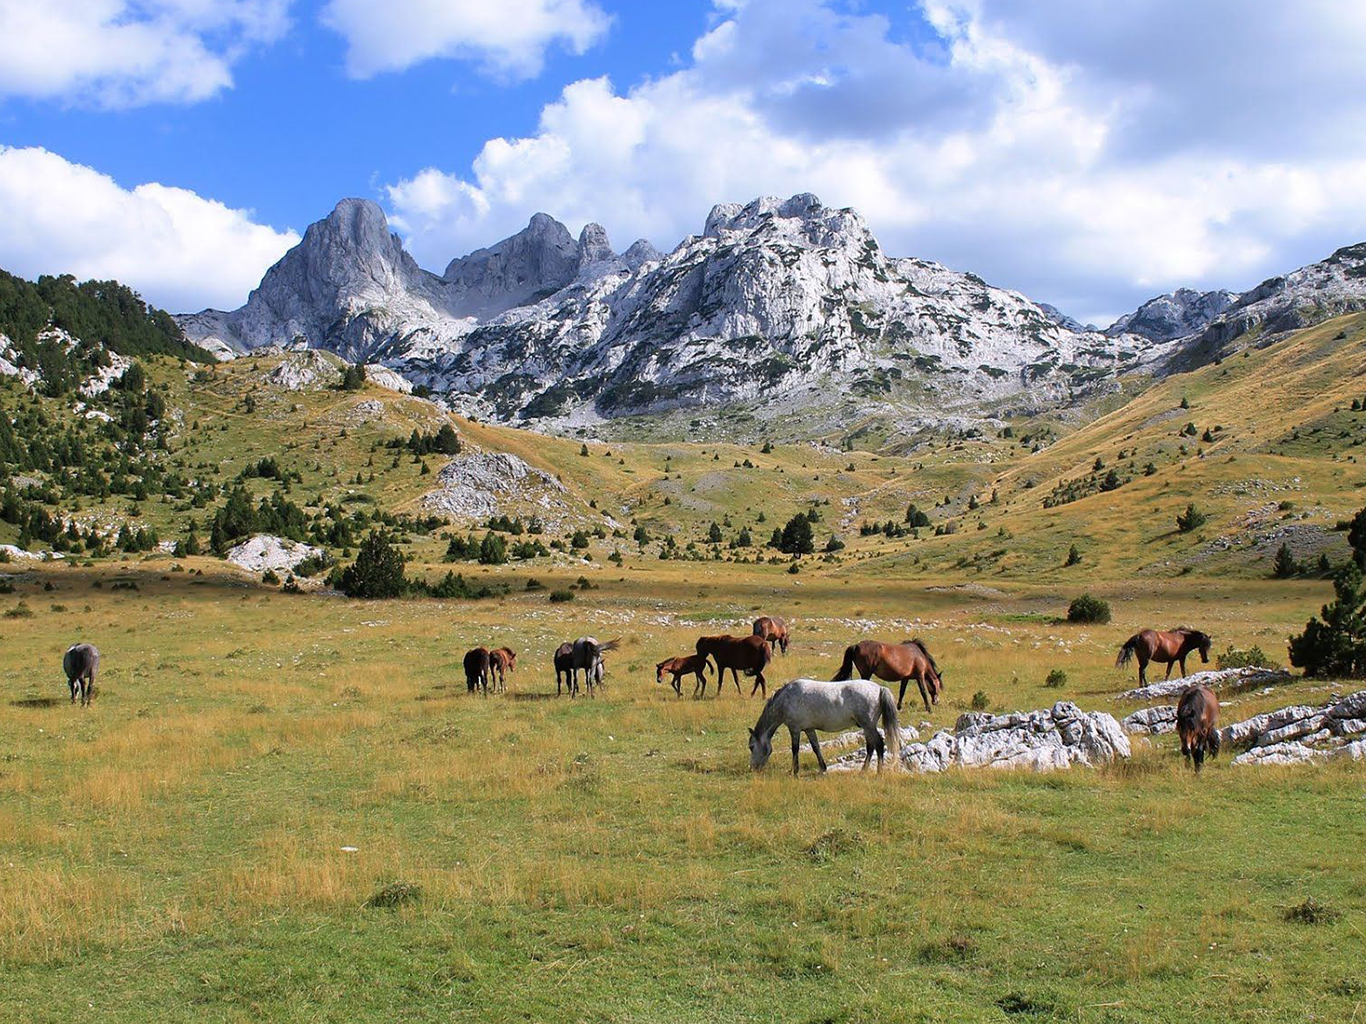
[419,449,576,527]
[226,535,324,574]
[842,701,1130,773]
[1221,689,1366,765]
[1122,705,1179,735]
[1116,666,1290,702]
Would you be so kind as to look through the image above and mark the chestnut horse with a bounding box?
[463,646,491,695]
[1176,684,1220,772]
[833,639,943,713]
[656,653,710,697]
[488,647,516,694]
[696,634,772,697]
[752,615,790,655]
[1116,628,1211,686]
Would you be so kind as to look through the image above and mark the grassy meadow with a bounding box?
[2,556,1364,1023]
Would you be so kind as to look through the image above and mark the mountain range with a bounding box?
[178,195,1366,434]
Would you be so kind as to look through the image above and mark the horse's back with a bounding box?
[779,678,887,730]
[64,643,97,678]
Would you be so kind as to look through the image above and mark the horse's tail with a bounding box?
[599,638,622,654]
[878,686,902,761]
[1116,635,1140,668]
[833,644,857,681]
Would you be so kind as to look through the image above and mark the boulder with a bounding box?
[1222,689,1366,766]
[1122,705,1178,735]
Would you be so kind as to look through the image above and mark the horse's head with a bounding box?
[505,649,517,670]
[748,727,772,770]
[779,634,789,654]
[1195,631,1211,663]
[655,661,667,683]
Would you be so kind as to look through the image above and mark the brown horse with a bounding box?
[1116,628,1211,686]
[553,641,575,696]
[463,647,491,695]
[696,634,772,697]
[752,615,790,655]
[833,639,943,713]
[1176,684,1220,772]
[488,647,516,694]
[656,653,710,697]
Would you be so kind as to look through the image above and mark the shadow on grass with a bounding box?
[10,696,64,708]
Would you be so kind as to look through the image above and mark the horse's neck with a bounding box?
[755,693,788,739]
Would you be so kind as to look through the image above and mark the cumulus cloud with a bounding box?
[0,0,291,108]
[384,0,1366,326]
[323,0,611,80]
[0,146,299,312]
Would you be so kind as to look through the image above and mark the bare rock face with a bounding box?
[893,701,1130,773]
[420,449,575,527]
[226,535,323,574]
[1223,689,1366,765]
[442,212,582,318]
[267,350,342,391]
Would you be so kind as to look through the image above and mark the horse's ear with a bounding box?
[747,727,755,737]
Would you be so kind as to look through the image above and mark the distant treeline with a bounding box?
[0,269,214,395]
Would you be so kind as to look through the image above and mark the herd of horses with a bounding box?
[59,622,1223,773]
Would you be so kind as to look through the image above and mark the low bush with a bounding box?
[1066,593,1111,624]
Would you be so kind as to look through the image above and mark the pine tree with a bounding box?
[338,531,406,598]
[1272,543,1298,579]
[1288,563,1366,678]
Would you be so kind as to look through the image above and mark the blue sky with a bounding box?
[2,0,1366,326]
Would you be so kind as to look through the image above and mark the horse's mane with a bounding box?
[905,638,940,675]
[753,681,794,734]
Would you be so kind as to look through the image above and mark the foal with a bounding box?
[655,653,710,697]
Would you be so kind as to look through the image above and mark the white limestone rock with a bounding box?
[892,701,1130,773]
[1116,666,1290,702]
[225,535,323,574]
[1122,705,1179,735]
[1223,689,1366,766]
[420,449,574,526]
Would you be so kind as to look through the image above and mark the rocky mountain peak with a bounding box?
[703,193,872,250]
[577,222,614,267]
[441,212,580,318]
[1104,286,1237,342]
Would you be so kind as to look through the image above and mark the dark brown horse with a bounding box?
[463,647,491,695]
[656,653,710,697]
[696,634,772,697]
[1116,628,1211,686]
[1176,684,1220,772]
[553,641,575,696]
[752,615,790,655]
[488,647,516,694]
[63,643,100,707]
[833,639,943,713]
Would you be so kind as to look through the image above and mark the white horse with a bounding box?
[749,679,901,776]
[568,636,620,698]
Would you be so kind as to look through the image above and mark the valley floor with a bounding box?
[1,558,1363,1023]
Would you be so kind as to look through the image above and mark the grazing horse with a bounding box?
[833,639,943,713]
[553,642,575,696]
[696,634,772,697]
[568,636,620,698]
[752,615,790,655]
[463,647,491,695]
[656,653,711,698]
[63,643,100,707]
[749,679,902,776]
[1176,684,1220,772]
[1116,628,1212,686]
[488,647,516,694]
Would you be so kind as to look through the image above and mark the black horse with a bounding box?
[64,643,100,707]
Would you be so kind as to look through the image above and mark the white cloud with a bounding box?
[323,0,610,80]
[385,0,1366,326]
[0,146,299,312]
[0,0,290,108]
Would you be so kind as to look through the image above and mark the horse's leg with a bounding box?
[1178,654,1187,678]
[790,727,801,777]
[730,667,742,696]
[916,675,931,714]
[806,730,828,773]
[1164,658,1174,681]
[68,677,77,704]
[860,726,877,772]
[1138,654,1148,686]
[896,678,907,710]
[750,669,765,698]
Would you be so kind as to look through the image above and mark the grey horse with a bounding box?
[748,679,902,776]
[63,643,100,707]
[567,636,620,698]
